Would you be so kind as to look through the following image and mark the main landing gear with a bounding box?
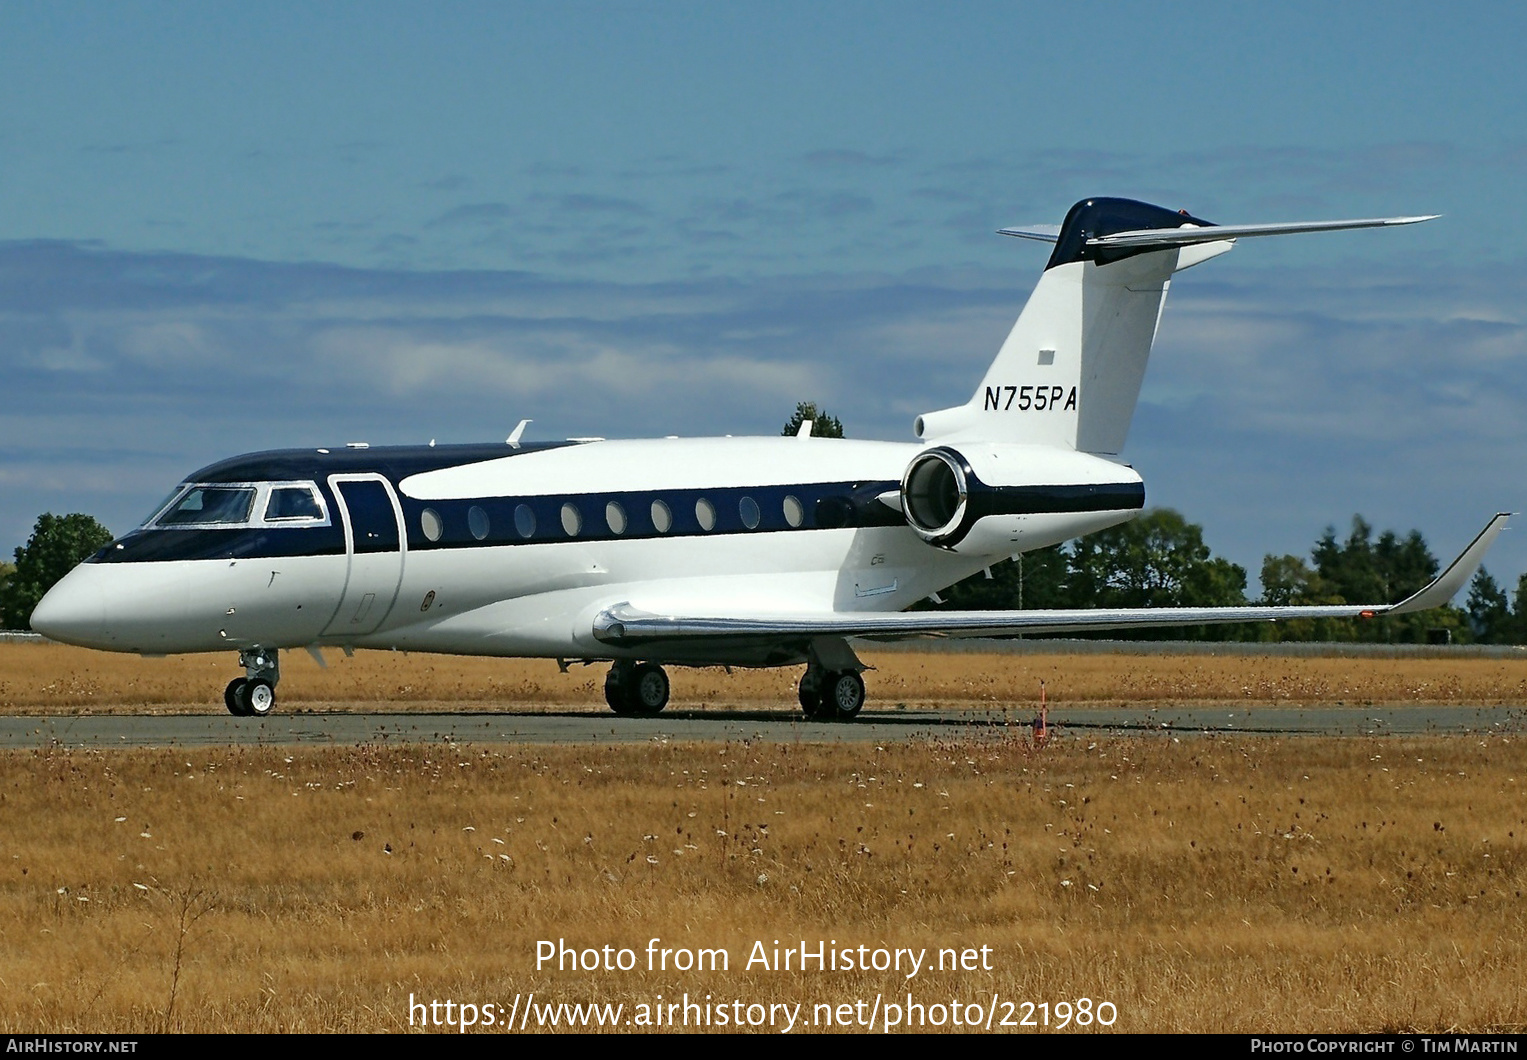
[796,637,867,721]
[598,641,867,721]
[797,665,865,721]
[604,660,670,716]
[224,647,280,717]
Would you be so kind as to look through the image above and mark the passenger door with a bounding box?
[321,474,406,638]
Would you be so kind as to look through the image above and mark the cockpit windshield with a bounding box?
[146,482,328,529]
[157,486,258,526]
[141,487,189,527]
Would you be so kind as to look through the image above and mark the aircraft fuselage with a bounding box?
[36,435,1144,667]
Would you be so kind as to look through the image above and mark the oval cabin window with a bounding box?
[739,496,761,529]
[514,504,536,539]
[651,499,672,533]
[782,495,804,528]
[420,508,443,542]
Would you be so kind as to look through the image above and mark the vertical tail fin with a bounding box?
[916,198,1229,454]
[915,197,1434,455]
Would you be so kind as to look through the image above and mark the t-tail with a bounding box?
[914,197,1437,454]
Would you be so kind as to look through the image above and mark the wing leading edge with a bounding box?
[594,514,1509,647]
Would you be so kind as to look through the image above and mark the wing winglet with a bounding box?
[1388,512,1511,615]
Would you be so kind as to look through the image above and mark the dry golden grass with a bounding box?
[3,734,1524,1033]
[5,641,1527,713]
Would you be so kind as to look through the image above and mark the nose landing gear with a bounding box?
[604,660,671,716]
[224,648,280,717]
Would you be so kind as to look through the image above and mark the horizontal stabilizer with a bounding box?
[594,514,1507,645]
[996,224,1061,243]
[1089,215,1438,249]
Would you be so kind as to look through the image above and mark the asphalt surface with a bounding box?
[1,705,1522,748]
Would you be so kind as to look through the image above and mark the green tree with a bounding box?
[0,561,13,627]
[1301,516,1478,644]
[781,401,844,438]
[1312,517,1386,606]
[1316,518,1437,605]
[1252,555,1362,647]
[1309,516,1458,643]
[1507,573,1527,645]
[1066,508,1247,638]
[5,513,114,630]
[935,544,1070,610]
[1259,554,1319,607]
[1255,553,1347,641]
[1467,567,1511,643]
[1068,509,1245,607]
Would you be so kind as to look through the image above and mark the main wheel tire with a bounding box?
[604,667,637,716]
[798,673,827,719]
[225,678,250,716]
[630,662,670,716]
[825,670,865,720]
[239,678,277,717]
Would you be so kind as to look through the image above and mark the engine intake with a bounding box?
[901,448,970,544]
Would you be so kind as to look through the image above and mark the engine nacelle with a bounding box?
[900,443,1145,555]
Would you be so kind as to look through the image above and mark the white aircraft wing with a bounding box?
[594,513,1507,647]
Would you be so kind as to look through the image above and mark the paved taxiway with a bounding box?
[1,705,1521,748]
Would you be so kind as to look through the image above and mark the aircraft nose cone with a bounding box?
[29,565,107,647]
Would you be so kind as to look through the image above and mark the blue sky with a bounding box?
[3,2,1525,593]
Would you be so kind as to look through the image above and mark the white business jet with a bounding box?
[30,197,1506,720]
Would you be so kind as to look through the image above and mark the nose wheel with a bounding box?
[604,661,670,716]
[225,649,280,717]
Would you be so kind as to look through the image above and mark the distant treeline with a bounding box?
[933,509,1524,645]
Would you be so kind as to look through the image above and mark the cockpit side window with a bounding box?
[157,486,257,526]
[265,486,323,521]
